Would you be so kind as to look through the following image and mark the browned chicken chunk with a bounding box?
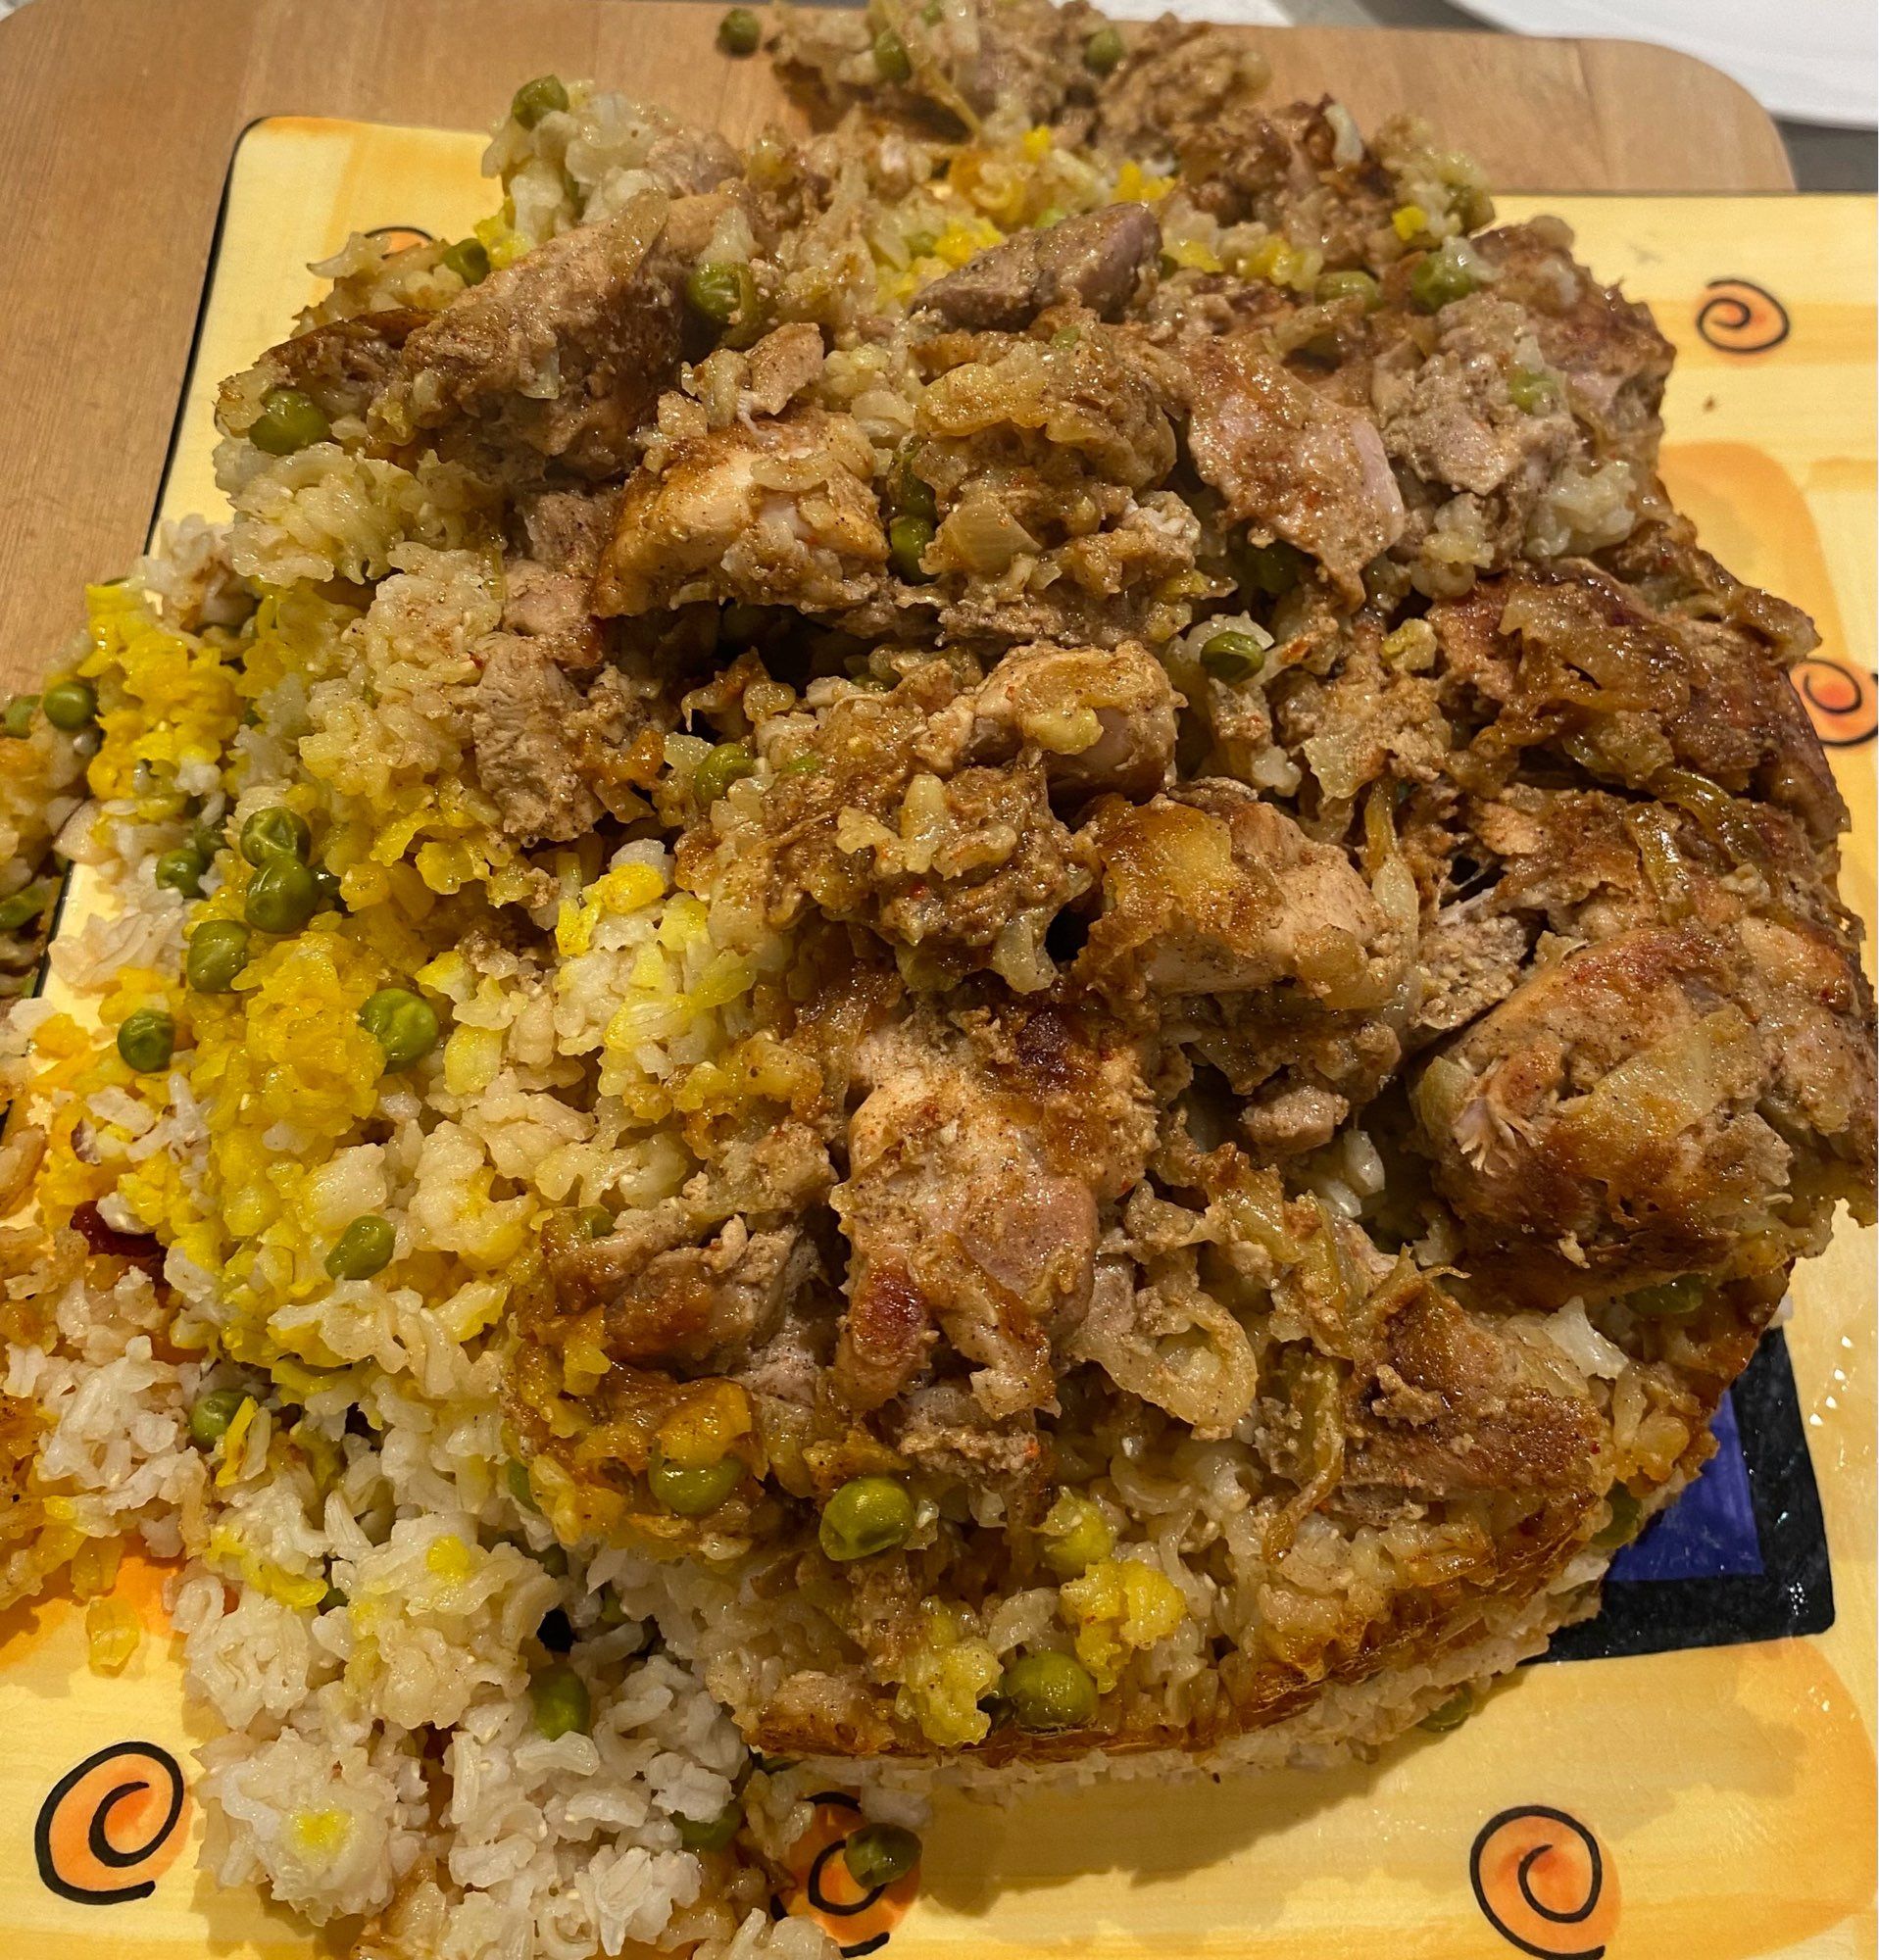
[914,203,1162,331]
[591,409,888,615]
[834,1004,1157,1416]
[1185,334,1407,597]
[376,191,731,475]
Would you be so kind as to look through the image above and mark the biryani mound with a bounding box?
[5,0,1875,1828]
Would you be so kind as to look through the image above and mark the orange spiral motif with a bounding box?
[34,1741,189,1905]
[366,224,435,251]
[1790,658,1878,748]
[1469,1805,1619,1960]
[780,1791,921,1956]
[1695,278,1790,353]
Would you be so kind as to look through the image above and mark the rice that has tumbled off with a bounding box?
[0,0,1872,1951]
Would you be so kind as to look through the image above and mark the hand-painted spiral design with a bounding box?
[1791,658,1878,747]
[1696,277,1791,353]
[1469,1805,1618,1960]
[780,1790,921,1956]
[34,1740,189,1905]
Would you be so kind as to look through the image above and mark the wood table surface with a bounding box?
[0,0,1794,686]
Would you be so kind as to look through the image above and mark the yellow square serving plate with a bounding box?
[2,117,1874,1960]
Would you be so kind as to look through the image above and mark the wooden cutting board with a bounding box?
[0,0,1791,684]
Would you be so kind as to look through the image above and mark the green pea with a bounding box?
[692,741,757,806]
[190,819,224,860]
[186,919,252,993]
[1418,1690,1474,1733]
[843,1821,921,1888]
[906,226,940,260]
[1039,1493,1112,1579]
[888,513,935,583]
[245,857,319,935]
[1083,24,1125,74]
[324,1214,396,1282]
[818,1475,915,1561]
[529,1662,591,1740]
[777,750,824,777]
[155,847,208,897]
[41,678,97,731]
[511,74,570,128]
[1593,1484,1642,1550]
[649,1450,744,1517]
[891,447,937,522]
[0,882,53,932]
[3,695,39,738]
[1626,1275,1708,1318]
[249,387,331,456]
[1314,267,1382,311]
[675,1800,744,1852]
[1409,246,1478,314]
[1001,1651,1098,1732]
[117,1007,175,1073]
[188,1384,247,1449]
[1050,324,1081,349]
[441,237,490,286]
[717,6,762,55]
[359,987,441,1070]
[1199,629,1266,684]
[872,25,912,82]
[310,864,344,911]
[574,1204,615,1240]
[1238,538,1304,595]
[685,261,758,331]
[1507,366,1557,414]
[239,806,311,866]
[508,1458,540,1512]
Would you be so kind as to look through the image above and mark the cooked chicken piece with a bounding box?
[1185,334,1406,598]
[590,408,887,615]
[833,1004,1157,1417]
[547,1216,818,1373]
[1076,779,1400,1009]
[1432,560,1845,848]
[1172,989,1404,1156]
[1405,906,1529,1048]
[692,666,1089,989]
[1472,218,1673,469]
[376,190,730,475]
[1370,294,1577,519]
[519,483,623,578]
[1346,1284,1607,1497]
[470,641,646,844]
[1093,18,1271,166]
[1272,624,1451,806]
[741,321,826,417]
[886,1382,1048,1523]
[914,204,1162,331]
[917,641,1180,804]
[1412,919,1875,1307]
[219,309,427,437]
[497,558,606,677]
